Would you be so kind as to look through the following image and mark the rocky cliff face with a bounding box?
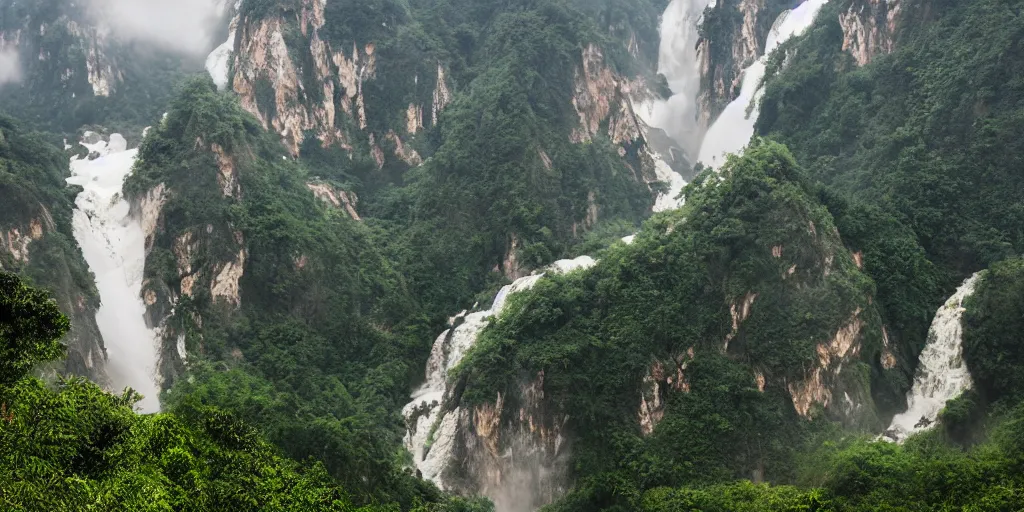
[222,0,672,320]
[229,0,438,163]
[436,142,900,498]
[0,119,106,383]
[128,141,250,387]
[696,0,792,131]
[404,257,596,510]
[228,0,667,192]
[0,211,106,381]
[0,4,118,97]
[838,0,901,66]
[696,0,908,130]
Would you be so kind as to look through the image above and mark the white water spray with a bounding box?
[403,256,596,507]
[697,0,830,167]
[205,0,240,90]
[641,0,713,212]
[884,273,982,442]
[67,134,162,413]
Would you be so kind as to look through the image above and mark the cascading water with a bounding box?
[697,0,830,167]
[643,0,713,156]
[884,273,983,442]
[640,0,714,212]
[67,134,162,413]
[403,256,595,510]
[205,0,240,90]
[403,0,835,506]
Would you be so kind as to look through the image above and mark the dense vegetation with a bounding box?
[0,271,491,511]
[756,0,1024,395]
[964,258,1024,404]
[125,77,446,507]
[0,115,103,379]
[248,0,670,321]
[119,0,675,503]
[612,254,1024,512]
[5,0,1024,510]
[453,141,886,507]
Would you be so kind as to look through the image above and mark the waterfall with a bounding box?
[646,0,714,156]
[697,0,830,167]
[639,0,713,212]
[403,256,596,509]
[205,0,240,90]
[66,134,162,413]
[884,273,982,442]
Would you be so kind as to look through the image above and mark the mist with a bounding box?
[0,50,20,85]
[87,0,227,54]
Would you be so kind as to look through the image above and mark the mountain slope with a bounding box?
[227,0,675,319]
[0,116,104,382]
[447,141,888,508]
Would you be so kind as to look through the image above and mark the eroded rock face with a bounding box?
[0,9,161,112]
[725,291,758,351]
[232,16,307,156]
[211,143,239,197]
[789,308,865,417]
[211,244,246,307]
[230,0,452,161]
[404,258,597,509]
[3,225,39,263]
[570,44,647,146]
[306,181,361,220]
[132,183,167,251]
[839,0,901,66]
[174,231,200,298]
[453,371,572,512]
[639,349,695,435]
[696,0,791,131]
[432,62,453,127]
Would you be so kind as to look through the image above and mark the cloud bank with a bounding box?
[87,0,228,54]
[0,51,21,85]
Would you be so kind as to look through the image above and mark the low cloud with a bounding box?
[87,0,228,54]
[0,51,21,85]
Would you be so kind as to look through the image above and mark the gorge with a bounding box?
[2,0,1024,510]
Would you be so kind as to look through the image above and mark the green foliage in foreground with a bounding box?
[126,77,441,507]
[0,116,103,379]
[549,404,1024,511]
[0,270,492,511]
[0,270,356,511]
[614,412,1024,512]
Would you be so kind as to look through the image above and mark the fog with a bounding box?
[0,50,20,84]
[87,0,227,54]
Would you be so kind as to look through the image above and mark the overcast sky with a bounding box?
[87,0,228,54]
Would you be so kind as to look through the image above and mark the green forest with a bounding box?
[2,0,1024,510]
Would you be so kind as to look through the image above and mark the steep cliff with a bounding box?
[448,141,892,509]
[228,0,668,166]
[122,77,444,506]
[225,0,672,307]
[0,116,105,383]
[755,0,1022,414]
[404,257,596,511]
[838,0,902,66]
[695,0,792,131]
